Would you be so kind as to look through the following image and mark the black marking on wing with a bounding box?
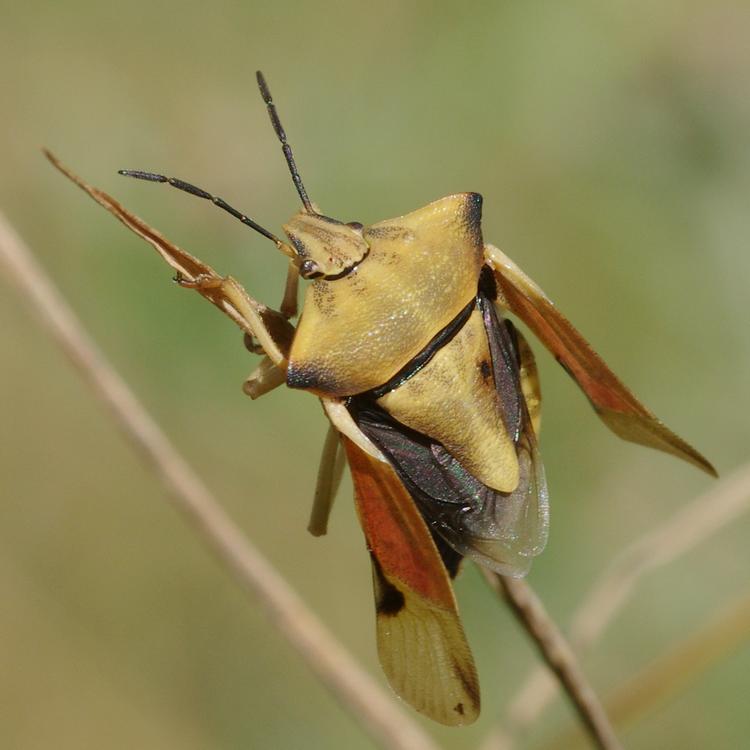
[452,654,481,709]
[370,555,407,616]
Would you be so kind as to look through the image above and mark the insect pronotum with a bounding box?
[45,71,715,726]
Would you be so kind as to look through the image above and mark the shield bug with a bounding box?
[45,71,716,726]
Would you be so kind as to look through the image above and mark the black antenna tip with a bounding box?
[256,71,270,102]
[256,71,315,213]
[119,169,167,183]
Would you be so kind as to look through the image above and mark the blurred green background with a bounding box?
[1,1,749,748]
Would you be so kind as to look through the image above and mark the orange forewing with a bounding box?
[345,437,455,608]
[343,437,480,725]
[485,244,716,477]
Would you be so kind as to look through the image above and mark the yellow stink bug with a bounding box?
[46,71,715,726]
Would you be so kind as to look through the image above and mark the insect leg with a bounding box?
[238,262,297,395]
[45,150,294,370]
[321,398,387,463]
[175,272,293,367]
[307,423,346,537]
[243,355,287,399]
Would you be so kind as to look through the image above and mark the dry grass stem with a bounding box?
[486,462,750,748]
[546,591,750,749]
[483,572,622,750]
[0,211,439,750]
[603,590,750,731]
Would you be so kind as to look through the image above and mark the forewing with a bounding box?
[485,244,716,476]
[350,294,549,578]
[343,438,480,726]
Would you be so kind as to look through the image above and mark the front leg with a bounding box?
[243,355,287,399]
[46,150,295,372]
[175,272,294,368]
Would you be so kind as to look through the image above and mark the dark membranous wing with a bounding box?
[349,293,548,578]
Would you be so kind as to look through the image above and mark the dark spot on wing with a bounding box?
[454,702,465,716]
[376,579,406,616]
[479,359,492,381]
[452,656,481,707]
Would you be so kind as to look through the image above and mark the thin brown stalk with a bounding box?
[545,591,750,749]
[483,572,622,750]
[0,211,439,750]
[482,463,750,750]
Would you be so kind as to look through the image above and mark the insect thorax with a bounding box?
[286,193,484,397]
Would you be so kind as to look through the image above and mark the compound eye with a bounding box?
[347,221,364,233]
[299,259,323,279]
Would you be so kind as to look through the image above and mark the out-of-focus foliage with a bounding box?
[1,2,748,748]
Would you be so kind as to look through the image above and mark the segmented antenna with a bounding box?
[117,170,284,246]
[256,70,314,213]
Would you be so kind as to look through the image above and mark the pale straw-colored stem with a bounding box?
[0,212,439,750]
